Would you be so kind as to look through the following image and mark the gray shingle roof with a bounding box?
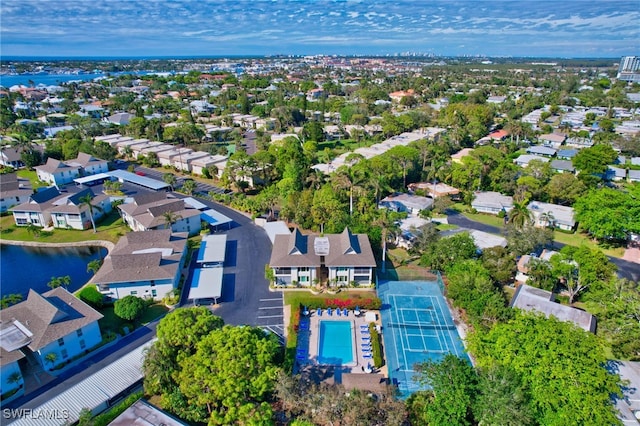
[0,287,103,353]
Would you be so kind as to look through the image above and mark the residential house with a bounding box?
[0,146,24,169]
[9,186,61,227]
[0,172,31,213]
[0,287,103,377]
[190,154,227,178]
[105,112,134,126]
[35,158,81,186]
[10,187,111,230]
[514,154,550,167]
[515,255,533,283]
[550,159,576,174]
[451,148,474,164]
[486,95,507,104]
[527,201,576,231]
[408,182,461,199]
[92,229,188,301]
[510,284,596,333]
[606,166,627,181]
[538,133,566,149]
[65,152,109,176]
[471,191,514,215]
[628,169,640,183]
[48,188,112,230]
[157,148,193,168]
[526,146,557,157]
[557,149,578,160]
[379,193,434,215]
[269,227,376,287]
[118,192,202,236]
[173,151,210,173]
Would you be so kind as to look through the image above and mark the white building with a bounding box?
[471,191,514,215]
[92,229,188,301]
[118,192,202,236]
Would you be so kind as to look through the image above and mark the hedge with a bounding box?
[368,322,384,368]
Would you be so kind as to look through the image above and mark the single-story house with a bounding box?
[471,191,514,215]
[0,172,31,213]
[0,287,103,387]
[527,201,576,231]
[557,149,578,160]
[515,254,533,283]
[269,227,376,287]
[628,169,640,183]
[606,166,627,181]
[408,182,461,199]
[538,133,566,148]
[118,192,202,236]
[92,229,188,301]
[105,112,134,126]
[550,159,576,174]
[510,284,596,333]
[514,154,550,167]
[379,193,434,215]
[469,230,507,250]
[526,146,557,157]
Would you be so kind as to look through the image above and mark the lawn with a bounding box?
[0,210,129,244]
[16,169,49,190]
[552,230,624,258]
[98,303,169,336]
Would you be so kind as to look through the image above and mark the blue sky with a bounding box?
[1,0,638,58]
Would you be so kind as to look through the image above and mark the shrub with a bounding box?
[78,286,104,308]
[114,295,147,322]
[368,322,384,368]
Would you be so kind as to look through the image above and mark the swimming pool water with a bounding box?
[317,320,354,365]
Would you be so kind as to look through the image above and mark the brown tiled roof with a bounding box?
[0,288,103,353]
[35,157,79,174]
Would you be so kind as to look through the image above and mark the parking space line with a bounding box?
[260,298,282,302]
[258,314,284,319]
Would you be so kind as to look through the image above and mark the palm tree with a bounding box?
[7,371,22,388]
[44,352,58,370]
[162,173,177,191]
[48,275,71,290]
[162,211,182,231]
[539,211,555,229]
[507,202,532,230]
[373,209,399,273]
[331,166,365,216]
[87,259,102,275]
[79,193,103,233]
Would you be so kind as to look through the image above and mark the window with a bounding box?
[57,338,64,347]
[76,329,83,337]
[61,349,68,359]
[337,267,348,273]
[151,289,157,297]
[16,218,28,225]
[299,276,309,283]
[274,267,291,275]
[298,267,310,272]
[354,268,370,275]
[131,291,137,295]
[79,340,86,350]
[337,275,348,283]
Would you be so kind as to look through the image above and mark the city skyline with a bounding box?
[1,0,638,59]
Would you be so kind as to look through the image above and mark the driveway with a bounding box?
[172,194,285,342]
[445,210,639,282]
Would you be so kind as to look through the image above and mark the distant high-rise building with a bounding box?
[617,56,640,82]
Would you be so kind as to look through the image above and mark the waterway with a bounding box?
[0,71,155,88]
[0,244,107,298]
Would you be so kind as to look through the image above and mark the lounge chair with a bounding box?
[317,308,322,316]
[328,308,333,316]
[337,309,342,316]
[360,325,369,329]
[343,308,348,316]
[363,353,373,359]
[361,337,371,342]
[362,345,372,350]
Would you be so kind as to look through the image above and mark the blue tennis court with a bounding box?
[378,279,469,398]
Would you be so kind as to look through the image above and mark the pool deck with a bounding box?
[298,309,387,378]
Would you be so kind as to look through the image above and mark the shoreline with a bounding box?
[0,238,115,253]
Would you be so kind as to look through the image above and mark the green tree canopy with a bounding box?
[177,325,282,425]
[574,184,640,241]
[113,295,147,322]
[469,311,622,426]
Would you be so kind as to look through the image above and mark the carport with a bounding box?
[201,208,233,230]
[188,267,224,305]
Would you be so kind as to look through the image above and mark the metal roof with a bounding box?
[188,267,223,301]
[200,209,232,227]
[11,341,153,426]
[73,173,112,185]
[196,234,227,264]
[107,170,170,191]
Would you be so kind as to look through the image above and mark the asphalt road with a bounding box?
[8,177,283,410]
[446,210,640,282]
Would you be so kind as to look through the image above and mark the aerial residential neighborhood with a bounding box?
[1,3,640,422]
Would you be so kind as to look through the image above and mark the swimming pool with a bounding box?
[317,320,355,366]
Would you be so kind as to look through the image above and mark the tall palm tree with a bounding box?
[507,202,532,230]
[539,211,555,229]
[162,173,177,191]
[373,209,399,273]
[332,166,365,216]
[162,211,182,231]
[79,193,103,233]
